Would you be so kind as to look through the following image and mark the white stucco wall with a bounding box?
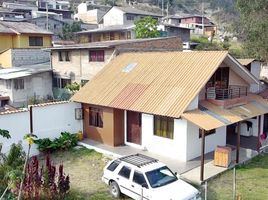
[0,102,82,155]
[186,122,226,161]
[103,7,124,26]
[141,114,188,161]
[186,96,199,111]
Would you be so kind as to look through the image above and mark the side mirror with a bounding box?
[174,172,178,176]
[142,183,149,189]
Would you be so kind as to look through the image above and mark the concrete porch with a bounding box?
[78,139,258,185]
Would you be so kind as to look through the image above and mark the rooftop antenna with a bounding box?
[46,1,49,31]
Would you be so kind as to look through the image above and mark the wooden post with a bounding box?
[257,115,261,152]
[200,129,205,181]
[236,122,241,163]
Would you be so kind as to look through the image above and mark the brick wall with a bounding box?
[116,37,182,50]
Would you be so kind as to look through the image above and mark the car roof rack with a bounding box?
[119,154,158,168]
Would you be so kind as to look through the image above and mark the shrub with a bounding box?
[16,155,70,199]
[34,132,79,152]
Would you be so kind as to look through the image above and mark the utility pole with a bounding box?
[201,0,204,35]
[46,2,49,31]
[167,1,169,17]
[162,0,164,16]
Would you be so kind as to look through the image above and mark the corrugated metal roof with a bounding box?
[0,21,53,35]
[71,51,228,118]
[237,59,255,66]
[183,97,268,130]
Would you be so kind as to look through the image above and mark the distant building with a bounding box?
[0,64,52,107]
[2,1,38,19]
[0,7,24,21]
[178,15,217,36]
[37,0,73,19]
[48,37,182,87]
[26,16,66,40]
[31,10,63,20]
[74,8,105,24]
[100,6,162,27]
[0,21,53,52]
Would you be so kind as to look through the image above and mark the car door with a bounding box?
[131,170,150,200]
[117,165,133,198]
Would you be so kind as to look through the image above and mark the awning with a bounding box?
[182,95,268,131]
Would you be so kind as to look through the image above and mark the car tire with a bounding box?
[109,181,121,198]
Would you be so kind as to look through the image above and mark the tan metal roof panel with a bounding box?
[71,51,228,117]
[182,109,225,131]
[237,59,255,66]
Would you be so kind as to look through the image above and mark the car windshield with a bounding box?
[145,166,178,188]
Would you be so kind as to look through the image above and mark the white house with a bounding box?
[71,51,268,181]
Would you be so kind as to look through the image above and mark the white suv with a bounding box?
[102,154,201,200]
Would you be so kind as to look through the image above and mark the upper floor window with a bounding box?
[14,79,24,90]
[53,77,71,88]
[126,14,135,21]
[29,36,43,46]
[89,50,104,62]
[58,51,71,62]
[154,115,174,139]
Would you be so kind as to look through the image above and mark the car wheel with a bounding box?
[109,181,121,198]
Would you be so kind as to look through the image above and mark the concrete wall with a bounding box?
[229,68,249,86]
[52,48,115,82]
[0,102,82,155]
[11,72,53,106]
[141,114,188,161]
[103,7,124,26]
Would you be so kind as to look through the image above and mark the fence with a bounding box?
[0,101,82,155]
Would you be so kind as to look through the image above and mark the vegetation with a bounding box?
[0,129,11,139]
[65,82,80,93]
[134,16,160,39]
[236,0,268,63]
[0,143,25,198]
[34,132,79,152]
[62,21,82,40]
[207,154,268,200]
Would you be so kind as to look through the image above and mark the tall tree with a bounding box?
[236,0,268,62]
[134,16,160,39]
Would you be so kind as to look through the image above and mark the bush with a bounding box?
[34,132,79,152]
[16,155,70,200]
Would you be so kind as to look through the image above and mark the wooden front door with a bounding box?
[127,111,141,145]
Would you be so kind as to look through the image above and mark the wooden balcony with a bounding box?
[206,85,249,108]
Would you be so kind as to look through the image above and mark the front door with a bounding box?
[127,111,141,145]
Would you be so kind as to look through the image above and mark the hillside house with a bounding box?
[178,15,217,36]
[71,51,268,181]
[0,21,52,52]
[49,37,182,88]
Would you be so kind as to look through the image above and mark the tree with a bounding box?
[62,22,82,40]
[236,0,268,62]
[134,16,160,39]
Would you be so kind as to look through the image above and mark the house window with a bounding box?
[89,50,104,62]
[61,78,71,88]
[52,77,71,88]
[58,51,71,62]
[89,107,103,128]
[119,32,126,39]
[126,14,135,21]
[14,79,24,90]
[5,80,11,89]
[29,36,43,46]
[127,31,131,39]
[110,32,115,40]
[81,79,89,87]
[154,116,174,139]
[199,129,216,138]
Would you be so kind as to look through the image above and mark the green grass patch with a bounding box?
[207,154,268,200]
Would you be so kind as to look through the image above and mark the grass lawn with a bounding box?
[207,154,268,200]
[39,146,130,200]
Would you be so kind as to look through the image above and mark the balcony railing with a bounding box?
[206,85,248,100]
